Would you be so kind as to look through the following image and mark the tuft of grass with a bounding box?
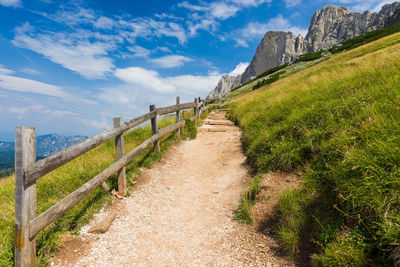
[0,112,197,266]
[234,174,264,224]
[229,32,400,265]
[181,119,197,140]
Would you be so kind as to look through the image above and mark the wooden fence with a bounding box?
[14,96,216,266]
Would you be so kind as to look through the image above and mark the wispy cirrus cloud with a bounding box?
[151,55,192,68]
[13,23,116,79]
[233,14,308,47]
[0,73,69,98]
[178,0,270,36]
[0,66,55,101]
[284,0,302,8]
[0,0,21,7]
[330,0,397,12]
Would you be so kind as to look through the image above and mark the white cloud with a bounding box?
[20,68,42,75]
[0,0,20,7]
[8,103,111,130]
[128,45,152,58]
[331,0,396,12]
[94,16,115,29]
[13,23,115,79]
[154,46,172,53]
[284,0,302,8]
[114,67,175,93]
[229,0,271,6]
[179,0,270,36]
[210,2,240,19]
[82,118,111,130]
[100,67,221,105]
[229,62,249,76]
[234,14,308,46]
[188,19,219,37]
[0,65,15,75]
[0,74,69,98]
[120,18,188,44]
[151,55,192,68]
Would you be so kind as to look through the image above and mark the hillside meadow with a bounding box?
[228,32,400,265]
[0,111,200,266]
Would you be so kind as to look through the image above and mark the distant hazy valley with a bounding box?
[0,133,87,177]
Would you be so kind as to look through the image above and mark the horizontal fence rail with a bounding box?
[14,96,216,267]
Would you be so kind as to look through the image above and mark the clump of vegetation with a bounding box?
[229,32,400,265]
[234,174,265,224]
[252,71,286,90]
[297,51,324,62]
[0,112,197,266]
[181,119,197,140]
[329,24,400,54]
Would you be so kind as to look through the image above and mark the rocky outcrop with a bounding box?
[241,32,305,84]
[207,74,242,99]
[208,2,400,98]
[305,3,400,52]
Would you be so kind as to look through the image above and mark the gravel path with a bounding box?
[58,111,292,267]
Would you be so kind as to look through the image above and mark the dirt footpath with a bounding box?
[53,110,293,267]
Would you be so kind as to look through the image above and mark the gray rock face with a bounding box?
[207,75,236,99]
[305,3,400,51]
[241,32,305,84]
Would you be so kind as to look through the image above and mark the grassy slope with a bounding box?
[229,33,400,265]
[0,112,199,266]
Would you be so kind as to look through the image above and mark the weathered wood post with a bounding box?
[15,127,36,267]
[113,117,126,196]
[197,97,201,120]
[176,96,181,137]
[193,98,198,120]
[149,105,160,152]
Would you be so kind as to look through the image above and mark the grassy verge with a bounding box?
[228,32,400,265]
[0,112,198,266]
[234,174,265,224]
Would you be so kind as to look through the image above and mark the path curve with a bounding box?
[55,110,292,267]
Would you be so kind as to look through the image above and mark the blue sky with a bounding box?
[0,0,395,140]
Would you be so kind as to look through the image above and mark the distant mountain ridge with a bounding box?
[208,2,400,98]
[0,133,87,177]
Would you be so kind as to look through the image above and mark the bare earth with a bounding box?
[51,110,294,267]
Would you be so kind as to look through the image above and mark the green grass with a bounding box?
[228,32,400,265]
[0,112,199,266]
[234,174,265,224]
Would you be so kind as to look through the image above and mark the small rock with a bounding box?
[88,210,118,234]
[257,243,266,248]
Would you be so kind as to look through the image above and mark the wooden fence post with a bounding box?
[193,98,198,120]
[149,105,160,152]
[113,117,126,196]
[15,127,36,267]
[197,97,201,120]
[176,96,180,137]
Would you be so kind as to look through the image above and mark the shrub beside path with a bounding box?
[51,110,293,267]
